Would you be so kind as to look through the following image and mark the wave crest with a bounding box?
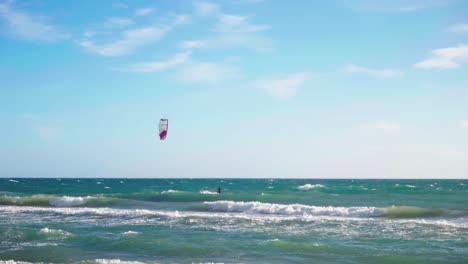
[204,201,380,218]
[297,184,325,191]
[0,195,107,207]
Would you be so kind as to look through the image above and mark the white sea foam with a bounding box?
[161,189,178,194]
[38,227,71,237]
[405,185,416,188]
[91,259,146,264]
[204,201,380,218]
[0,261,40,264]
[122,231,140,235]
[49,196,90,207]
[297,184,325,191]
[200,190,218,195]
[8,179,19,183]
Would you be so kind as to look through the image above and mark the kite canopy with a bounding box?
[159,119,168,140]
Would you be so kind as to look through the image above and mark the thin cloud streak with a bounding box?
[180,13,272,52]
[177,62,239,83]
[254,72,311,99]
[0,1,70,42]
[415,45,468,69]
[344,64,403,78]
[125,52,191,72]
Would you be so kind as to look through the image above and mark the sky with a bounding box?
[0,0,467,179]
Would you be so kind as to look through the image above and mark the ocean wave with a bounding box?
[383,206,447,218]
[122,231,140,236]
[204,201,380,218]
[199,190,218,195]
[38,227,72,238]
[160,189,178,194]
[83,259,146,264]
[0,195,113,207]
[0,261,40,264]
[297,184,325,191]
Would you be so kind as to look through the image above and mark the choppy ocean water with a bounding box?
[0,178,467,264]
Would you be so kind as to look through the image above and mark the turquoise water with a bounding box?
[0,178,467,264]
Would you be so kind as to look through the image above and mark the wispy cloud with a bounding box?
[448,23,468,33]
[414,44,468,69]
[360,121,401,132]
[177,62,239,83]
[180,13,271,51]
[104,17,133,28]
[37,126,63,140]
[180,40,208,49]
[254,72,310,99]
[135,8,153,16]
[112,3,128,9]
[0,1,70,42]
[79,27,169,56]
[353,0,452,12]
[125,51,190,72]
[18,113,35,120]
[194,1,219,16]
[460,120,468,127]
[79,11,187,56]
[344,64,403,78]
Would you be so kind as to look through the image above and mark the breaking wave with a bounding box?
[204,201,458,220]
[297,184,326,191]
[205,201,380,218]
[0,195,115,207]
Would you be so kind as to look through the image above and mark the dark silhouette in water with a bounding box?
[217,186,221,194]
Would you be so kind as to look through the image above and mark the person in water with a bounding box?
[217,186,221,194]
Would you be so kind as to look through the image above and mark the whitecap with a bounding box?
[161,190,178,194]
[297,184,325,191]
[91,259,146,264]
[49,196,90,207]
[204,201,380,218]
[122,231,139,236]
[38,227,71,237]
[200,190,218,195]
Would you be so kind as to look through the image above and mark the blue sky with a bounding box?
[1,0,467,178]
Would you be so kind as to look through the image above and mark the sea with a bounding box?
[0,178,467,264]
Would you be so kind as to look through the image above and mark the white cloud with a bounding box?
[104,17,133,28]
[79,26,168,56]
[79,13,186,56]
[460,120,468,127]
[83,31,95,37]
[180,13,271,51]
[254,72,310,99]
[194,1,219,16]
[126,51,190,72]
[112,3,128,9]
[344,64,403,78]
[414,44,468,69]
[361,121,401,132]
[0,1,70,42]
[354,0,451,12]
[179,40,208,49]
[173,15,189,25]
[18,113,34,120]
[177,62,239,83]
[37,126,63,140]
[135,8,153,16]
[449,24,468,33]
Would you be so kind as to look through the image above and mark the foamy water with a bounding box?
[1,178,467,264]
